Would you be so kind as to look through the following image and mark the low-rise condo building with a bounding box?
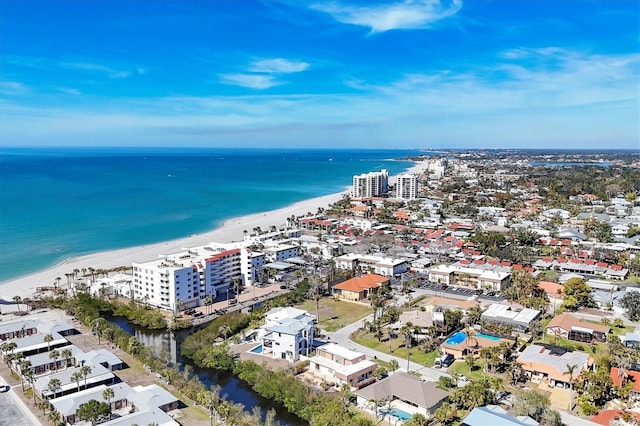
[308,343,377,389]
[334,253,409,277]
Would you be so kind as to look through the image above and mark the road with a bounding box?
[0,378,42,426]
[327,294,450,382]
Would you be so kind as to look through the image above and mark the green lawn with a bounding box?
[353,331,439,367]
[536,334,602,356]
[448,360,486,381]
[295,298,371,332]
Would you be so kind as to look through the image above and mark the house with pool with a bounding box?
[256,307,315,362]
[441,330,514,359]
[355,372,448,421]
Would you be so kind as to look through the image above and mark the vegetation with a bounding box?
[561,277,597,311]
[76,399,111,425]
[513,390,562,426]
[619,291,640,321]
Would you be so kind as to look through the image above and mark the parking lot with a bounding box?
[392,273,506,302]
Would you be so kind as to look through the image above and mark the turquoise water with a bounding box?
[381,407,413,421]
[250,345,263,354]
[445,331,467,345]
[476,333,500,341]
[0,147,421,282]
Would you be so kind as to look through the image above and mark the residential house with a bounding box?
[355,372,448,418]
[610,367,640,400]
[517,344,593,388]
[332,274,388,302]
[546,313,610,343]
[260,307,315,362]
[394,310,445,337]
[481,304,541,333]
[128,384,180,412]
[50,383,132,425]
[308,343,377,389]
[34,363,116,400]
[462,405,539,426]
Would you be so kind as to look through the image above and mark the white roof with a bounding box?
[317,343,364,361]
[311,354,376,377]
[50,383,132,416]
[129,384,178,411]
[102,406,179,426]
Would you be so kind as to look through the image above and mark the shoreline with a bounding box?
[0,162,424,301]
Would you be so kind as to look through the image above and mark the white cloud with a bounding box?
[0,81,28,95]
[218,73,282,89]
[249,58,309,73]
[59,62,137,79]
[310,0,462,33]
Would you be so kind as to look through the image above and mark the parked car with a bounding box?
[0,385,9,393]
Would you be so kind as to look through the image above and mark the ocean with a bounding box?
[0,147,422,282]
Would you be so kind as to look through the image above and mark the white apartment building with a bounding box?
[352,169,389,198]
[262,243,300,262]
[395,173,418,200]
[242,249,266,286]
[334,253,409,277]
[132,245,243,311]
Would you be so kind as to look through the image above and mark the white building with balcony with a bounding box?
[260,307,315,362]
[352,169,389,198]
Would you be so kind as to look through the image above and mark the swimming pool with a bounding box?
[445,331,467,345]
[381,407,413,421]
[249,345,263,354]
[476,333,500,341]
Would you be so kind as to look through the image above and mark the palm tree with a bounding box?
[307,275,324,324]
[60,348,73,369]
[19,359,31,390]
[12,296,22,313]
[80,365,92,389]
[47,377,61,399]
[218,325,231,341]
[44,333,54,352]
[103,387,115,413]
[47,409,61,425]
[203,296,213,315]
[71,371,83,392]
[566,364,578,411]
[401,322,414,371]
[389,359,399,375]
[49,349,60,372]
[24,370,36,404]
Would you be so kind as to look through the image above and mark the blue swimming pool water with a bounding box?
[381,408,413,421]
[476,333,500,341]
[445,331,467,345]
[250,345,263,354]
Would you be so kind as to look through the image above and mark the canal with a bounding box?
[106,315,306,425]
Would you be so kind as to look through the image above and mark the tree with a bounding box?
[71,371,83,392]
[47,378,61,399]
[80,365,92,389]
[433,401,456,424]
[76,399,111,425]
[388,359,399,375]
[400,322,414,371]
[405,413,430,426]
[562,277,596,311]
[60,348,73,369]
[619,291,640,321]
[513,389,560,424]
[49,349,60,372]
[12,296,22,313]
[307,275,325,324]
[218,325,231,341]
[566,363,577,410]
[48,409,61,426]
[102,387,115,412]
[43,333,54,352]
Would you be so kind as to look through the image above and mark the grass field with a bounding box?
[353,331,439,367]
[294,297,371,332]
[448,360,486,381]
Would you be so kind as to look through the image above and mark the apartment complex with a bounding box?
[132,243,264,311]
[352,169,389,198]
[395,173,418,200]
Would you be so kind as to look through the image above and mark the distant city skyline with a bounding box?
[1,0,638,149]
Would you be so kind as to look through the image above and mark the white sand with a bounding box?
[0,161,426,301]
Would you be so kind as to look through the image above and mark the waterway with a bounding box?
[106,316,306,425]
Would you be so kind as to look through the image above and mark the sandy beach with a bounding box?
[0,161,424,301]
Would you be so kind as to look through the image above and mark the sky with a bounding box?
[1,0,639,149]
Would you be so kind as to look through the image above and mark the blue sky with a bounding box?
[1,0,638,149]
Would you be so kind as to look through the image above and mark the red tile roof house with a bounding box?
[331,274,389,303]
[610,367,640,400]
